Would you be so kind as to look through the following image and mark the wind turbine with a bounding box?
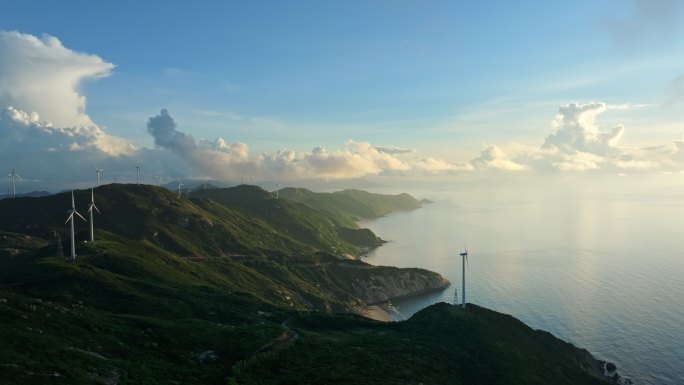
[177,179,184,197]
[6,168,21,198]
[87,188,101,243]
[65,191,87,260]
[136,165,141,185]
[95,166,104,186]
[459,247,469,309]
[154,172,161,187]
[276,183,280,199]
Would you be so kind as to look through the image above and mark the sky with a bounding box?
[1,0,684,191]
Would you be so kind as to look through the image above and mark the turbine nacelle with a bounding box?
[65,191,87,223]
[177,179,184,197]
[5,168,22,197]
[88,189,101,214]
[64,190,86,260]
[95,166,104,185]
[65,209,87,224]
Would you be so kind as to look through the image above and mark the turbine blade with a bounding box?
[71,191,75,209]
[75,210,87,222]
[65,212,74,224]
[93,204,101,214]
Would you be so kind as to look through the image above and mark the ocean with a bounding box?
[360,179,684,385]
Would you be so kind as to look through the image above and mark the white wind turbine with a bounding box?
[177,179,184,197]
[87,188,101,243]
[95,166,104,186]
[65,191,87,260]
[459,247,469,309]
[6,168,21,198]
[154,172,162,187]
[136,165,141,185]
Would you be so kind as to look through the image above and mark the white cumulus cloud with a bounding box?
[469,101,684,175]
[0,30,115,127]
[543,102,624,155]
[471,145,528,171]
[0,106,135,156]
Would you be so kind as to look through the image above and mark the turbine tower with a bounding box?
[136,165,141,185]
[65,191,86,260]
[154,172,161,187]
[177,179,184,197]
[95,166,104,186]
[6,168,21,198]
[87,188,101,243]
[459,247,469,308]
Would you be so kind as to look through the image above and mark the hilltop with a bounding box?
[0,184,610,384]
[275,187,422,222]
[230,303,609,385]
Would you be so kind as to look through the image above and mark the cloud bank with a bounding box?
[2,30,684,191]
[145,109,459,180]
[467,101,684,174]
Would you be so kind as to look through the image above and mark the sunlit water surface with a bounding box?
[360,182,684,385]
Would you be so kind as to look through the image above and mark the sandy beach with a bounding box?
[358,304,392,322]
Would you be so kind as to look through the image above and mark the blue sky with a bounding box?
[1,1,684,190]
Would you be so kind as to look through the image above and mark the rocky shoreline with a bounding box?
[601,361,634,384]
[350,269,450,305]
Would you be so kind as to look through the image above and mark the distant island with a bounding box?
[0,184,615,384]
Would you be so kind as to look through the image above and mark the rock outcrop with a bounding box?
[349,269,450,305]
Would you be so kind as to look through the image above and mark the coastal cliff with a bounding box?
[349,268,450,304]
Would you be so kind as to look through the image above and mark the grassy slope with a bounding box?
[191,185,384,254]
[230,303,607,385]
[0,184,390,257]
[277,187,423,222]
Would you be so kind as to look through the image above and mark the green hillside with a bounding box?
[230,303,608,385]
[0,184,387,258]
[277,187,423,222]
[0,184,609,384]
[190,185,383,255]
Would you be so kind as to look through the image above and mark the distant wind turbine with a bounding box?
[459,247,469,309]
[95,166,104,186]
[87,188,101,243]
[154,172,161,187]
[65,191,87,260]
[136,165,141,185]
[276,183,280,199]
[6,168,21,198]
[177,179,184,197]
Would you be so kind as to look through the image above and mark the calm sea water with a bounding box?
[360,180,684,385]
